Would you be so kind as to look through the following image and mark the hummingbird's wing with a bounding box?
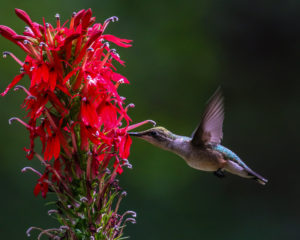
[191,87,224,146]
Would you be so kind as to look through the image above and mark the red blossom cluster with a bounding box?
[0,8,147,198]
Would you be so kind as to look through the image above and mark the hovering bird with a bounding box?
[129,88,268,185]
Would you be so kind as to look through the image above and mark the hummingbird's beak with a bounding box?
[128,132,144,137]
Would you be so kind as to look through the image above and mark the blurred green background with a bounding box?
[1,0,300,239]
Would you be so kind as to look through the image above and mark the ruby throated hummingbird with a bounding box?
[129,88,268,185]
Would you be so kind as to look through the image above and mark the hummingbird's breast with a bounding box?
[185,147,221,171]
[169,138,221,172]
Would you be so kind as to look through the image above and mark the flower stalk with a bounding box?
[0,8,154,239]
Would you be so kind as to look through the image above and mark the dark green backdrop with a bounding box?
[0,0,299,239]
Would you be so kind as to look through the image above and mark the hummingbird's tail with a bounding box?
[246,167,268,185]
[254,176,268,185]
[225,161,268,185]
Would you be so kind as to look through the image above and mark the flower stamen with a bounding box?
[8,117,32,129]
[23,40,41,60]
[2,51,24,65]
[14,85,35,98]
[102,16,119,32]
[127,120,157,131]
[55,13,60,28]
[21,167,42,177]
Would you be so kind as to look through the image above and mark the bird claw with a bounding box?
[214,169,225,178]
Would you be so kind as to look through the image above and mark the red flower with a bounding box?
[1,9,155,200]
[119,134,132,160]
[33,172,49,198]
[80,97,101,128]
[44,132,60,161]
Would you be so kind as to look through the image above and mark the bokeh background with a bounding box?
[1,0,300,239]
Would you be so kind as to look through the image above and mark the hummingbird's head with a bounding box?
[129,127,176,149]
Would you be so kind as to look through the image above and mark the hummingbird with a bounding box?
[129,88,268,185]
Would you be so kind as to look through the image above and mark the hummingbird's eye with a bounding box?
[149,131,157,137]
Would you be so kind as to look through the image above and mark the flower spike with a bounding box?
[1,8,140,239]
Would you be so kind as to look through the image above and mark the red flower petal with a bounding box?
[64,33,81,46]
[41,64,49,83]
[82,8,92,30]
[102,34,132,48]
[53,134,60,159]
[81,100,100,128]
[56,84,71,97]
[0,25,18,42]
[80,125,89,151]
[120,134,132,159]
[99,102,118,129]
[112,72,129,84]
[1,73,24,96]
[33,183,41,196]
[15,9,33,27]
[49,70,57,91]
[41,181,48,198]
[15,9,41,38]
[44,137,53,161]
[74,9,85,27]
[31,66,42,87]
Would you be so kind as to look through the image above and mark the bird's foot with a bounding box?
[214,168,225,178]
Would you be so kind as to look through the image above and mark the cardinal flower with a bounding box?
[1,8,154,239]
